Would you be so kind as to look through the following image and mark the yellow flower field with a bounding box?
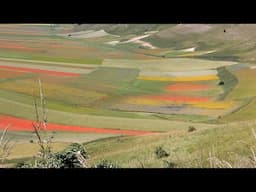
[123,96,210,106]
[137,75,218,82]
[192,101,234,109]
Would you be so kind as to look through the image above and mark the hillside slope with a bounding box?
[85,120,256,168]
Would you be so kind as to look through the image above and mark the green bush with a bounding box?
[16,143,88,168]
[54,143,88,168]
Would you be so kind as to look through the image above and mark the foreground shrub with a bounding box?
[54,143,88,168]
[16,143,88,168]
[94,159,119,168]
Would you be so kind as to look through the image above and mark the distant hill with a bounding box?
[143,24,256,63]
[71,24,172,35]
[66,24,256,64]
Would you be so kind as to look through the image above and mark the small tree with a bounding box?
[32,78,52,160]
[17,79,89,168]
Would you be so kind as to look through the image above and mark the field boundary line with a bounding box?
[0,57,101,67]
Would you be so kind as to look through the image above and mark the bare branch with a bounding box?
[0,125,14,163]
[0,124,10,146]
[76,152,88,168]
[33,89,40,129]
[38,78,47,130]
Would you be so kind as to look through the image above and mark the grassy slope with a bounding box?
[85,121,256,168]
[216,66,238,100]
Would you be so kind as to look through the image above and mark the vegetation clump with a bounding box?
[16,143,88,168]
[154,146,169,159]
[188,126,197,132]
[218,81,225,86]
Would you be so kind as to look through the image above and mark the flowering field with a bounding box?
[165,83,209,91]
[137,75,218,82]
[0,114,153,136]
[192,101,234,109]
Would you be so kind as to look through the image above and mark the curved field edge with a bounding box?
[216,66,238,100]
[220,68,256,122]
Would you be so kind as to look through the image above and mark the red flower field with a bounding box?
[0,115,153,136]
[0,65,80,77]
